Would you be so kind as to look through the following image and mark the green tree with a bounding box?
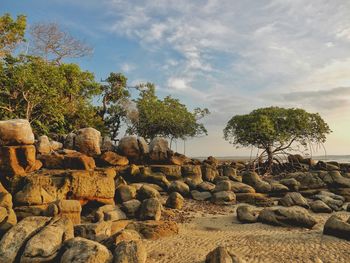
[223,107,331,174]
[0,13,26,57]
[0,54,102,135]
[128,83,209,142]
[97,72,131,142]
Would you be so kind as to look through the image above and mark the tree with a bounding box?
[97,72,131,142]
[29,23,93,64]
[223,107,331,174]
[0,54,102,135]
[0,13,26,57]
[128,83,209,142]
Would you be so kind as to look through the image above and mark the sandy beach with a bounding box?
[145,200,350,263]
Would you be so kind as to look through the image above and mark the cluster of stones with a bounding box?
[1,119,350,263]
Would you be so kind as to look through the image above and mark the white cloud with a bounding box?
[121,63,136,73]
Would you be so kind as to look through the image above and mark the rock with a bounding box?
[213,180,231,192]
[46,200,82,224]
[169,153,191,166]
[230,182,255,194]
[242,172,271,193]
[99,151,129,166]
[40,151,96,170]
[211,191,236,205]
[148,137,170,163]
[236,193,274,207]
[137,185,160,201]
[150,165,182,180]
[21,217,74,263]
[278,192,309,209]
[0,145,42,176]
[15,184,55,205]
[325,171,350,188]
[198,182,216,192]
[121,199,141,218]
[191,190,212,201]
[0,119,34,146]
[181,165,203,186]
[204,156,219,167]
[60,237,113,263]
[168,180,190,197]
[118,136,148,163]
[50,140,63,151]
[201,164,219,182]
[102,229,141,250]
[126,220,179,240]
[95,205,127,222]
[36,135,51,154]
[236,205,259,223]
[115,185,137,203]
[310,200,332,213]
[311,191,344,211]
[222,166,238,180]
[75,127,101,156]
[279,178,301,191]
[74,221,112,242]
[0,216,51,263]
[323,215,350,240]
[0,183,17,234]
[270,182,289,193]
[101,136,115,152]
[165,192,184,209]
[64,133,75,149]
[113,240,147,263]
[139,198,162,221]
[316,161,339,171]
[205,246,243,263]
[258,206,317,228]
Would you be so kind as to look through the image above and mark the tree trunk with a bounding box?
[266,146,273,174]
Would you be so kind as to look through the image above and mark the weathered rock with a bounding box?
[95,205,127,222]
[211,191,236,204]
[169,153,191,166]
[75,127,101,156]
[101,136,115,152]
[46,200,82,225]
[270,182,289,193]
[205,246,243,263]
[310,200,332,213]
[126,220,179,240]
[168,180,190,197]
[136,185,160,201]
[150,165,182,180]
[278,192,309,209]
[230,182,255,194]
[40,151,96,170]
[0,183,17,234]
[36,135,51,154]
[236,193,274,207]
[21,217,74,263]
[181,165,203,186]
[118,136,148,163]
[15,184,55,206]
[213,180,231,192]
[102,229,141,250]
[113,240,147,263]
[99,151,129,166]
[121,199,141,218]
[242,172,271,193]
[0,216,51,263]
[74,221,112,242]
[222,166,238,180]
[323,215,350,240]
[0,145,42,176]
[148,137,170,163]
[258,206,317,228]
[191,190,212,201]
[0,119,34,146]
[236,205,259,223]
[279,178,301,192]
[198,182,216,192]
[139,198,162,221]
[311,191,344,211]
[50,140,63,151]
[60,237,113,263]
[201,164,219,182]
[115,185,137,203]
[165,192,184,209]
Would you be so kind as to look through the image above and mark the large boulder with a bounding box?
[311,191,344,211]
[74,221,112,242]
[236,205,259,223]
[168,180,190,197]
[242,171,271,193]
[118,136,148,163]
[0,183,17,235]
[279,178,301,192]
[205,246,243,263]
[60,237,113,263]
[139,198,162,221]
[98,151,129,167]
[310,200,332,213]
[113,240,147,263]
[181,165,203,186]
[126,220,178,240]
[201,164,219,182]
[121,199,141,218]
[0,216,51,263]
[0,119,34,146]
[230,182,255,194]
[191,190,212,201]
[136,185,160,201]
[165,192,184,209]
[46,200,82,225]
[36,135,52,154]
[75,127,101,156]
[235,193,274,207]
[95,205,127,222]
[115,185,137,203]
[148,137,170,163]
[102,229,141,250]
[21,217,74,263]
[211,191,236,205]
[150,165,182,180]
[40,151,96,170]
[278,192,309,209]
[323,215,350,240]
[258,206,317,229]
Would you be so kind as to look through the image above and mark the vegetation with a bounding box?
[223,107,331,173]
[128,83,209,141]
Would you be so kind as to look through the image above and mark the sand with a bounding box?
[144,200,350,263]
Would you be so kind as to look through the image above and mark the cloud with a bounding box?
[121,63,136,73]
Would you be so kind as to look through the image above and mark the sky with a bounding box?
[2,0,350,157]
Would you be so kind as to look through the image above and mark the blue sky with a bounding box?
[2,0,350,157]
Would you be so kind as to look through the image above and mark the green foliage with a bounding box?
[223,107,331,172]
[97,72,131,141]
[0,54,103,135]
[129,83,209,140]
[0,13,26,57]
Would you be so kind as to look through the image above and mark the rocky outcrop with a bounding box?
[113,240,147,263]
[47,200,82,224]
[323,215,350,240]
[98,151,129,166]
[205,246,243,263]
[95,205,127,222]
[242,171,271,193]
[74,221,112,242]
[165,192,184,209]
[168,180,190,197]
[118,136,148,163]
[139,198,162,221]
[39,151,96,170]
[75,127,101,156]
[126,220,179,240]
[102,229,141,250]
[121,199,141,218]
[310,200,332,213]
[278,192,309,209]
[115,185,137,203]
[212,191,236,204]
[148,137,170,163]
[236,205,259,223]
[0,119,34,146]
[0,183,17,235]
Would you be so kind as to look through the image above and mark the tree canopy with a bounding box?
[223,107,331,173]
[128,83,209,141]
